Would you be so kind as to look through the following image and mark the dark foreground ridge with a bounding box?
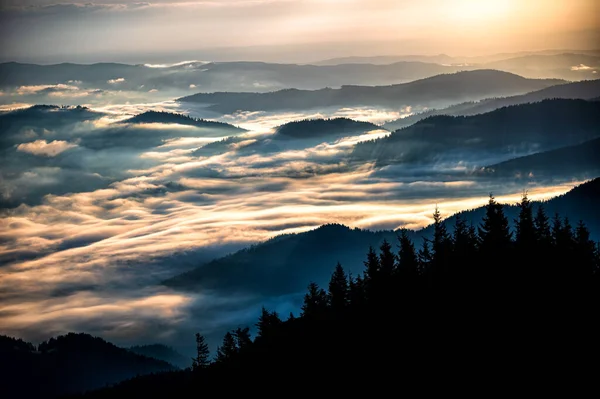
[66,184,599,395]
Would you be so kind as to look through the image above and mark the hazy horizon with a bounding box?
[1,0,599,64]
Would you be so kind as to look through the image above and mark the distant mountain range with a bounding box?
[353,99,600,166]
[384,79,600,131]
[178,70,563,113]
[164,178,600,297]
[1,333,176,399]
[314,49,600,66]
[314,52,600,80]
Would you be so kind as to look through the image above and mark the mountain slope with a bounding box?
[178,70,564,113]
[274,118,382,139]
[1,333,175,399]
[479,138,600,179]
[354,99,600,166]
[129,344,190,369]
[122,111,245,131]
[384,79,600,131]
[164,178,600,297]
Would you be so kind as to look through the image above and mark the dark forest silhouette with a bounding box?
[66,193,600,396]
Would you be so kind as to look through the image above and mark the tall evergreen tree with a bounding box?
[478,194,512,254]
[215,332,237,363]
[301,282,328,318]
[515,192,536,249]
[328,262,349,313]
[364,246,380,282]
[574,221,596,277]
[234,327,252,351]
[192,333,210,370]
[534,205,552,247]
[348,274,366,310]
[397,229,419,279]
[256,307,281,338]
[418,239,432,274]
[379,239,396,278]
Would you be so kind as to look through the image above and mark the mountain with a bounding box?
[483,53,600,80]
[478,138,600,180]
[122,111,246,131]
[164,224,398,296]
[313,54,458,65]
[274,118,382,139]
[315,49,600,66]
[0,333,175,399]
[0,60,471,93]
[129,344,190,369]
[164,178,600,297]
[0,62,142,87]
[384,79,600,131]
[0,105,102,150]
[354,99,600,166]
[178,70,564,114]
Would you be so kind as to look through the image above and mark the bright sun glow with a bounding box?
[449,0,513,21]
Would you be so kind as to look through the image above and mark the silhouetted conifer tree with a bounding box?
[364,246,380,282]
[256,307,281,338]
[397,229,419,279]
[192,333,210,370]
[379,239,396,278]
[534,205,552,247]
[348,274,366,310]
[301,282,328,318]
[234,327,252,351]
[328,263,349,313]
[516,193,536,249]
[574,221,596,277]
[418,239,432,274]
[216,332,237,363]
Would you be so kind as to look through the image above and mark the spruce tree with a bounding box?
[515,192,536,249]
[301,282,328,318]
[216,332,237,362]
[328,262,349,313]
[192,333,210,370]
[397,229,419,279]
[478,194,512,254]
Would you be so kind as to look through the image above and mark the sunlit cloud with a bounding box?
[107,77,126,84]
[17,139,78,156]
[571,64,594,71]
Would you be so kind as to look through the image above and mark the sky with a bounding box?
[0,0,599,63]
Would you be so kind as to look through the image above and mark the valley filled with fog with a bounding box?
[1,53,600,357]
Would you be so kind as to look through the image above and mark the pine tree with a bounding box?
[515,192,536,249]
[348,274,366,310]
[364,246,380,282]
[301,282,328,318]
[574,221,596,277]
[192,333,210,370]
[256,307,281,338]
[432,207,450,259]
[397,229,419,279]
[234,327,252,351]
[452,216,477,278]
[215,332,237,363]
[418,239,432,274]
[478,194,512,254]
[379,239,396,278]
[328,262,349,313]
[534,205,552,247]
